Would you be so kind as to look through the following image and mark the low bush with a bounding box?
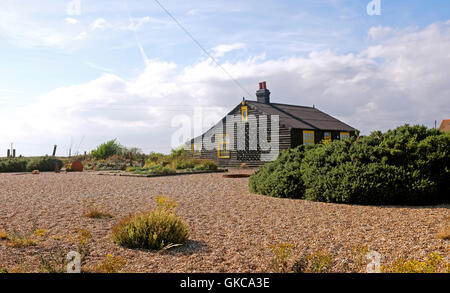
[0,158,28,172]
[93,254,126,273]
[90,139,122,160]
[112,197,189,250]
[26,157,63,172]
[193,160,218,171]
[249,146,308,198]
[249,124,450,205]
[381,252,449,273]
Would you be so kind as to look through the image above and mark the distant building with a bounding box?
[187,82,358,167]
[439,119,450,132]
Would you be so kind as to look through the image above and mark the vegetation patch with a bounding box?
[84,203,113,219]
[112,196,189,250]
[92,254,126,273]
[250,124,450,205]
[0,156,63,173]
[381,252,450,273]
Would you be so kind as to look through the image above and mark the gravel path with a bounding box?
[0,171,448,272]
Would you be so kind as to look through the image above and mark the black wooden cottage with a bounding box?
[187,82,357,167]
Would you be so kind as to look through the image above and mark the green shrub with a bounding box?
[249,124,450,205]
[0,158,28,172]
[112,197,189,250]
[26,157,63,172]
[175,159,196,170]
[193,160,218,171]
[249,146,309,198]
[90,139,122,160]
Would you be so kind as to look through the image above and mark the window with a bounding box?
[340,132,350,140]
[217,134,230,158]
[191,143,200,154]
[303,130,314,145]
[323,132,331,144]
[241,105,248,121]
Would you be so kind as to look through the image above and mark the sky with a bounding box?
[0,0,449,156]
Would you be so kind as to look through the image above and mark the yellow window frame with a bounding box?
[303,130,315,145]
[340,132,350,140]
[241,105,248,121]
[217,134,230,158]
[323,132,332,144]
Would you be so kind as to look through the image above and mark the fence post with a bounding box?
[12,149,16,158]
[7,149,10,157]
[52,145,57,156]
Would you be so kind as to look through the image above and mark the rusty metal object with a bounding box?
[71,160,84,172]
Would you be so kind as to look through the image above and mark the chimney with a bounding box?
[256,81,270,103]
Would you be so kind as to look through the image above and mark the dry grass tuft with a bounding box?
[85,209,113,219]
[84,203,113,219]
[5,234,37,248]
[91,254,126,273]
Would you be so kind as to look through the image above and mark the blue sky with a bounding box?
[1,0,449,155]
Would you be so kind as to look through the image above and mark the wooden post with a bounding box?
[12,149,16,158]
[7,149,10,157]
[52,145,57,156]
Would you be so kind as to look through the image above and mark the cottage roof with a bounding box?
[246,101,357,131]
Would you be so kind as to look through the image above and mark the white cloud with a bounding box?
[2,22,450,155]
[75,31,87,40]
[91,18,108,30]
[212,43,246,58]
[64,17,78,25]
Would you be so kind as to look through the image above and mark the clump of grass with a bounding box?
[270,243,295,273]
[112,196,189,250]
[92,254,126,273]
[292,250,333,273]
[67,228,93,265]
[85,205,113,219]
[34,228,48,238]
[5,232,37,248]
[240,163,248,169]
[0,268,8,273]
[381,252,449,273]
[39,248,67,273]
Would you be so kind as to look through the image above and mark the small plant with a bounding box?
[270,243,295,273]
[66,163,73,172]
[292,250,333,273]
[31,170,40,175]
[67,228,93,265]
[0,268,8,273]
[240,163,248,169]
[34,228,48,238]
[112,197,189,250]
[93,254,126,273]
[84,203,113,219]
[5,232,37,248]
[155,195,178,212]
[39,248,67,273]
[125,166,136,172]
[381,252,449,273]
